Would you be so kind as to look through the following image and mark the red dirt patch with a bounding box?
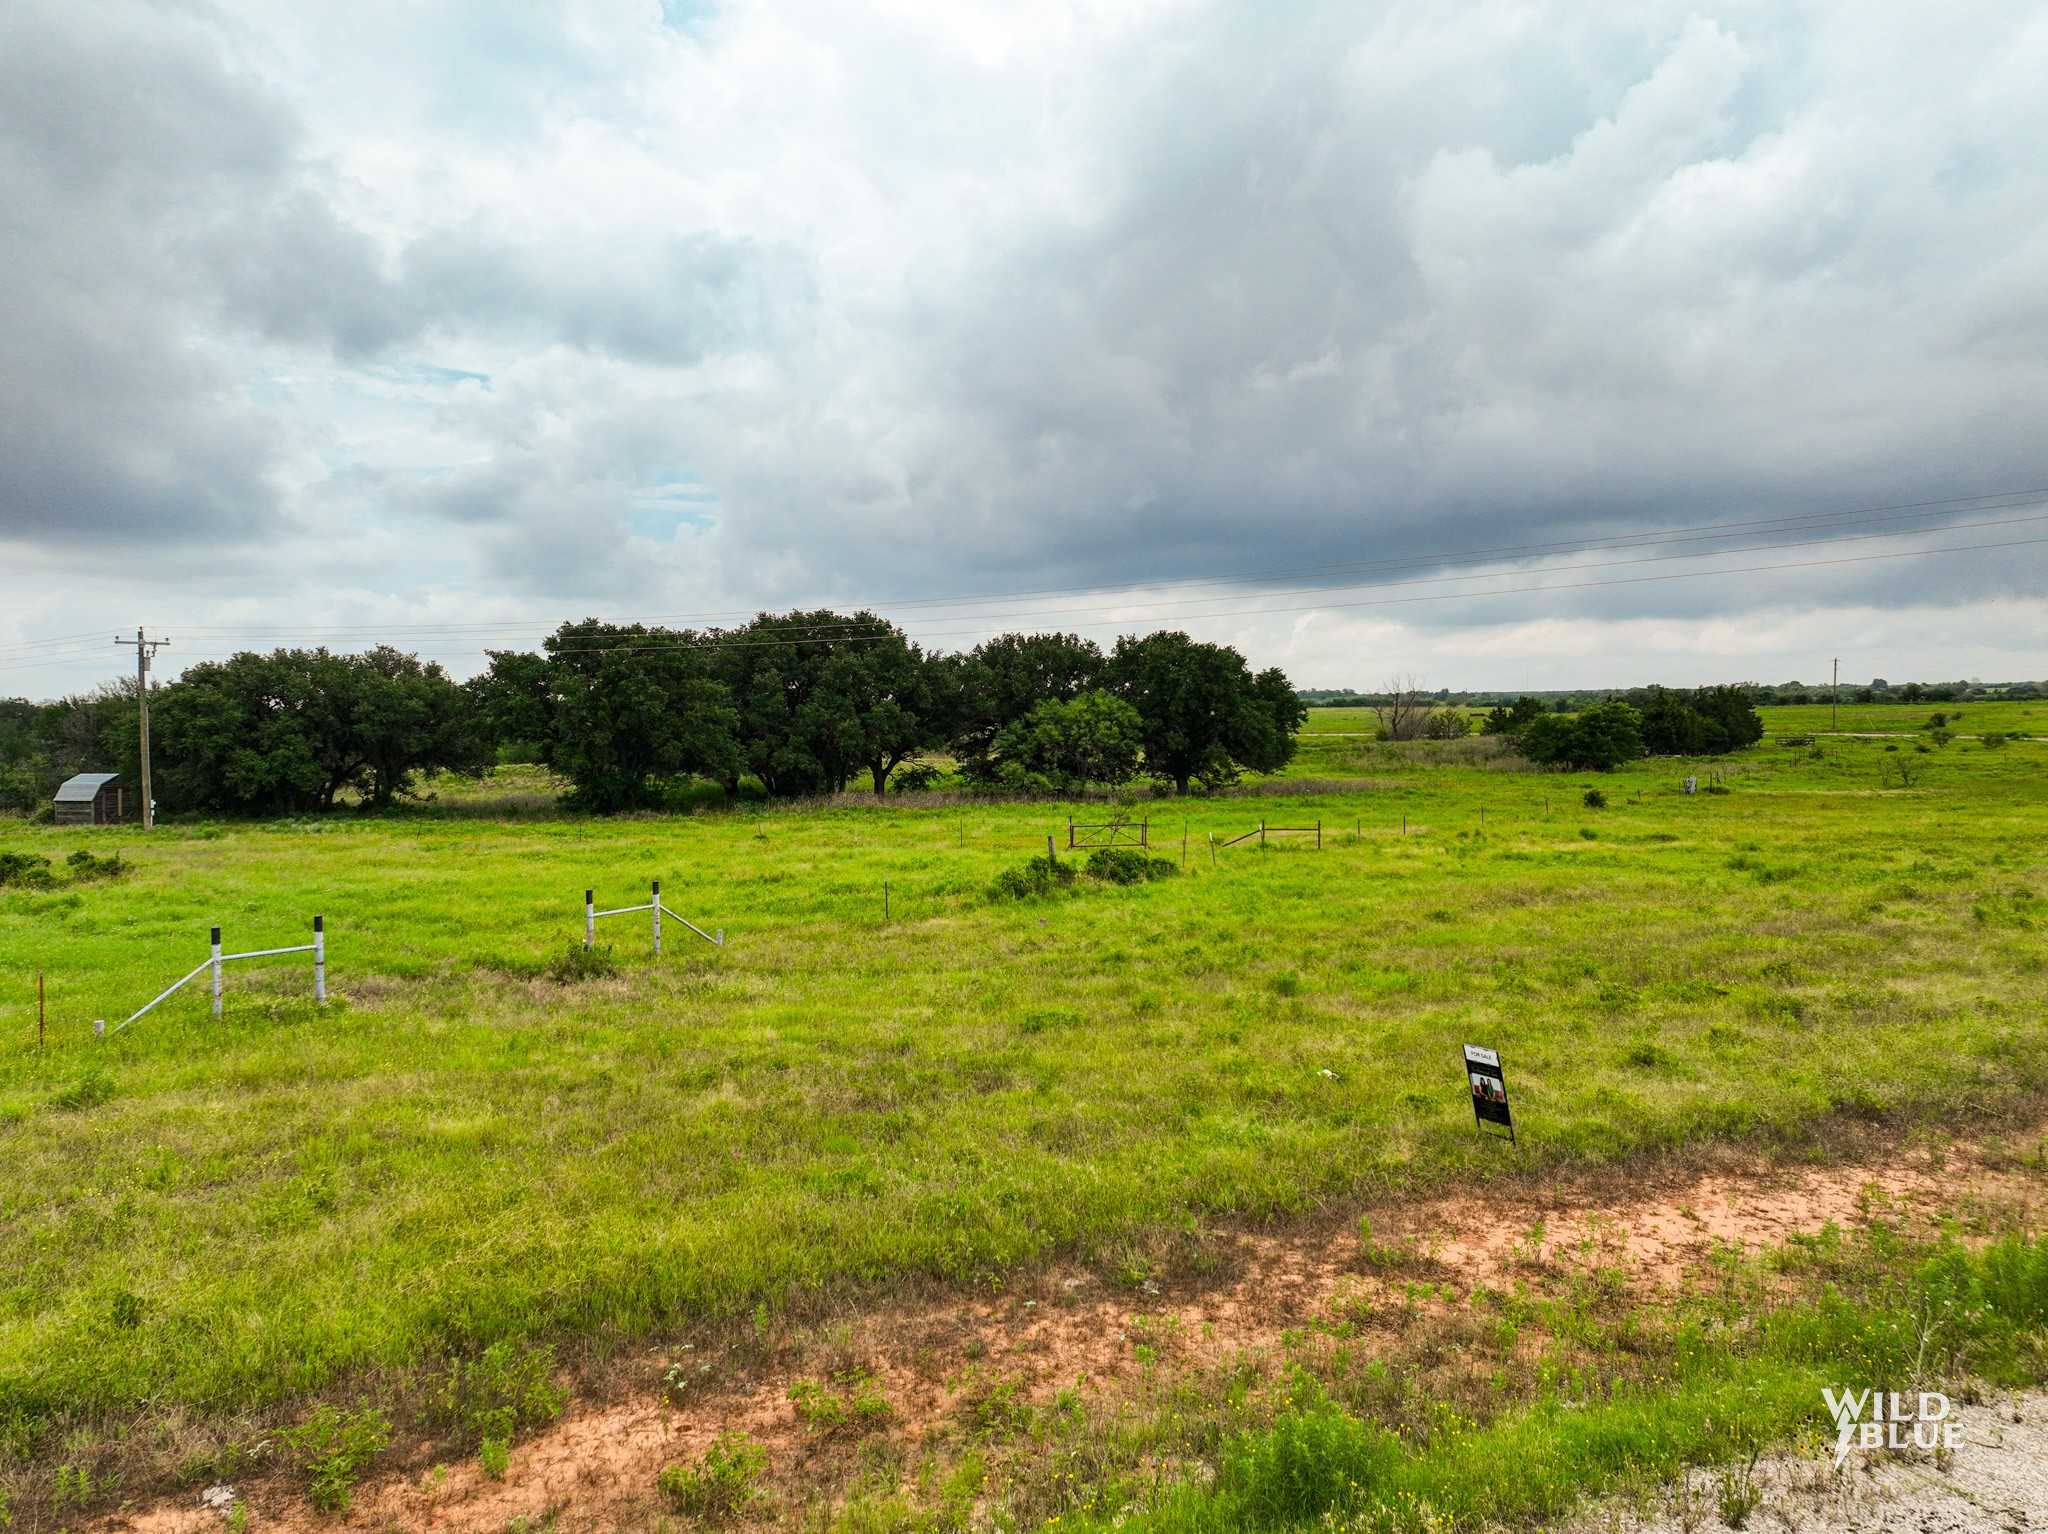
[89,1134,2044,1534]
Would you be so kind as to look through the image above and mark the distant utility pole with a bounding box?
[115,628,169,829]
[1831,657,1840,733]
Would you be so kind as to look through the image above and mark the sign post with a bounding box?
[1463,1044,1515,1145]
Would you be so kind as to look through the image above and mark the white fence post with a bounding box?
[585,889,595,948]
[652,879,662,956]
[313,915,326,1004]
[210,925,223,1018]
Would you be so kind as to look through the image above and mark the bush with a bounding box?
[64,849,128,881]
[988,856,1077,901]
[1519,701,1645,771]
[1928,728,1953,747]
[891,763,943,792]
[658,1431,767,1521]
[1980,731,2010,749]
[281,1404,389,1514]
[546,943,618,983]
[1582,788,1606,809]
[1084,848,1178,885]
[0,852,53,889]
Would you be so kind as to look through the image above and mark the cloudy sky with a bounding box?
[3,0,2046,697]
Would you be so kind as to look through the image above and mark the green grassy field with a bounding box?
[2,734,2045,1516]
[1310,696,2048,737]
[1299,700,2048,738]
[1757,699,2048,736]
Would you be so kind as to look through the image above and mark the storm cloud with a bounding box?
[2,0,2045,692]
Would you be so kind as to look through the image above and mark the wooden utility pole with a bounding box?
[1831,657,1840,733]
[116,629,169,828]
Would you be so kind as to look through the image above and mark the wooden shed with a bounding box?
[53,772,134,826]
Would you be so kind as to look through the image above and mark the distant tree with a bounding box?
[990,690,1143,791]
[949,632,1105,779]
[814,628,948,796]
[157,648,490,814]
[479,623,739,811]
[706,610,886,796]
[1106,632,1304,794]
[1421,708,1470,739]
[1517,700,1644,771]
[1373,675,1429,741]
[1639,684,1764,756]
[1482,697,1545,736]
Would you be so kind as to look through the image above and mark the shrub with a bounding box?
[658,1430,767,1520]
[988,857,1076,901]
[64,849,128,882]
[281,1404,389,1514]
[1980,731,2010,749]
[1928,728,1954,747]
[891,763,943,792]
[0,852,54,889]
[546,943,617,984]
[1582,788,1606,809]
[1519,701,1645,771]
[1084,848,1178,885]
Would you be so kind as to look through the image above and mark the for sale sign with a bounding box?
[1463,1044,1514,1143]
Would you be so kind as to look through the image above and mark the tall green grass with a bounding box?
[0,735,2042,1465]
[1053,1232,2048,1532]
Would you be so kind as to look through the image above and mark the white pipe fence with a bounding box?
[584,881,723,954]
[103,916,326,1035]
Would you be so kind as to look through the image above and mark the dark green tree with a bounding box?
[990,689,1144,791]
[1517,700,1644,771]
[813,627,947,796]
[949,632,1105,779]
[1482,696,1546,736]
[479,623,739,811]
[1104,631,1304,794]
[707,610,924,796]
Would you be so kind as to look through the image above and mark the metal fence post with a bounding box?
[585,889,595,948]
[210,926,223,1018]
[313,915,326,1004]
[652,879,662,956]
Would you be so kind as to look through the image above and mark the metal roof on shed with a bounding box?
[54,772,122,803]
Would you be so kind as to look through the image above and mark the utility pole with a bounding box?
[115,629,169,829]
[1831,657,1839,734]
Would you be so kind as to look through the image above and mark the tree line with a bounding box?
[1480,684,1764,770]
[0,616,1305,815]
[480,617,1304,809]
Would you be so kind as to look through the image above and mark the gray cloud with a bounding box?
[2,0,2046,696]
